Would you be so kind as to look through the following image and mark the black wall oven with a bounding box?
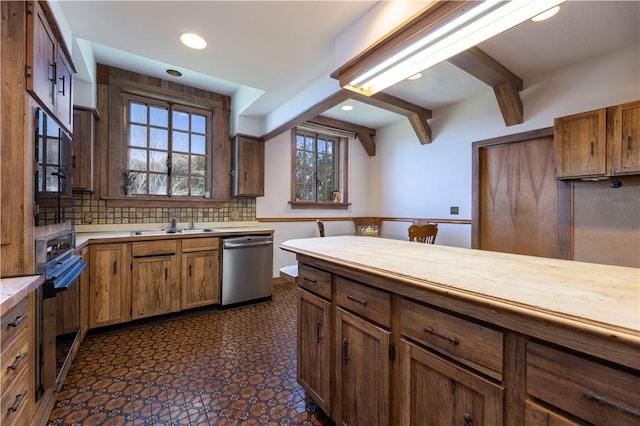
[34,107,72,226]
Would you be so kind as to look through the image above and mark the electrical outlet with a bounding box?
[450,206,459,215]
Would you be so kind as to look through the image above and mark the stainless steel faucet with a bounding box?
[170,216,177,231]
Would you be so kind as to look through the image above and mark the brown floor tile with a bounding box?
[48,282,334,425]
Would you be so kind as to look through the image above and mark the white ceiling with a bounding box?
[57,0,639,131]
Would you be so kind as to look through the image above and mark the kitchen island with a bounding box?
[281,236,640,426]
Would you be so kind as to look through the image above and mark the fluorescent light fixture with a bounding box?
[180,33,207,50]
[341,105,354,111]
[408,72,423,81]
[344,0,566,96]
[531,5,561,22]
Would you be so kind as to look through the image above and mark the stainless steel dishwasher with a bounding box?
[221,234,273,306]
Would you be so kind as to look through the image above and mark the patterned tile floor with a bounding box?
[48,282,333,425]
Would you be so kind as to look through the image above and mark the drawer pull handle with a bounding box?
[9,391,27,413]
[7,353,27,371]
[463,413,472,426]
[583,390,640,419]
[8,313,27,328]
[590,142,595,156]
[347,295,368,305]
[342,339,349,363]
[424,327,460,345]
[113,261,117,275]
[627,136,632,152]
[303,277,317,283]
[316,320,323,342]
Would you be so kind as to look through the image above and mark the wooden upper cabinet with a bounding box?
[554,109,607,179]
[72,107,97,191]
[26,1,74,132]
[609,100,640,175]
[232,134,265,197]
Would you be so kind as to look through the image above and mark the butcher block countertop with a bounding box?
[281,236,640,344]
[0,275,43,315]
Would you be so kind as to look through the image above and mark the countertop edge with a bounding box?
[1,275,44,315]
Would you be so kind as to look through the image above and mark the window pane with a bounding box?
[150,106,168,127]
[173,131,189,153]
[149,151,167,173]
[326,141,334,155]
[46,139,59,165]
[192,155,206,175]
[192,135,206,155]
[149,173,167,195]
[173,110,189,131]
[172,153,189,175]
[191,114,206,134]
[191,176,205,196]
[131,173,147,195]
[45,166,58,192]
[130,102,147,124]
[129,124,147,147]
[128,148,147,171]
[318,139,326,152]
[305,136,314,151]
[296,135,305,150]
[172,175,189,196]
[150,128,168,150]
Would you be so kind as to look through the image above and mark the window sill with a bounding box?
[105,196,227,208]
[289,201,351,210]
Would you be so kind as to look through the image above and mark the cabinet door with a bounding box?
[297,288,332,415]
[400,340,503,426]
[554,109,607,178]
[71,108,95,191]
[26,1,56,114]
[131,256,175,319]
[55,48,73,132]
[336,308,390,426]
[89,243,130,328]
[610,100,640,174]
[232,135,264,196]
[182,250,220,309]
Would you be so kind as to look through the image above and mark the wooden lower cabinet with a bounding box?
[297,288,331,415]
[131,255,176,319]
[89,242,131,328]
[400,340,503,426]
[335,308,390,426]
[181,238,220,309]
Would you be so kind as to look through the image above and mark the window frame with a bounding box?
[96,64,231,207]
[289,127,350,209]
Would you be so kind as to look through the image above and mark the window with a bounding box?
[124,95,212,197]
[291,127,348,208]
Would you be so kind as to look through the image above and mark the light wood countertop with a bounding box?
[1,275,44,315]
[281,236,640,343]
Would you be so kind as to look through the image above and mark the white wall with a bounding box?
[263,42,640,275]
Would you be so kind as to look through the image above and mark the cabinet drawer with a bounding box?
[336,277,390,328]
[132,240,177,257]
[527,342,640,426]
[1,328,29,389]
[0,367,30,426]
[297,264,332,300]
[182,237,219,253]
[401,298,503,380]
[1,296,29,348]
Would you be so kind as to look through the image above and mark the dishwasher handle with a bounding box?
[223,240,273,249]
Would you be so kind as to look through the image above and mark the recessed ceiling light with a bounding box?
[531,5,560,22]
[180,33,207,49]
[341,105,354,111]
[408,72,423,80]
[166,69,182,77]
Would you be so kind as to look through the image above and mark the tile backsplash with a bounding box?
[40,192,256,226]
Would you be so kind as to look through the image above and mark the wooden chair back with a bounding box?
[408,223,438,244]
[353,217,383,236]
[316,219,325,237]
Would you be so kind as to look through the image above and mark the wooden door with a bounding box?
[131,256,174,319]
[472,128,570,259]
[554,109,607,178]
[90,243,130,328]
[400,340,503,426]
[297,288,331,415]
[26,0,57,113]
[71,108,95,191]
[182,250,220,309]
[233,135,264,196]
[610,100,640,174]
[335,308,390,426]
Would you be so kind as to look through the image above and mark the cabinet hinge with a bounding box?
[25,65,32,78]
[389,344,395,361]
[26,2,33,15]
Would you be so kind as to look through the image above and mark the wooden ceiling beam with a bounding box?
[448,46,524,126]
